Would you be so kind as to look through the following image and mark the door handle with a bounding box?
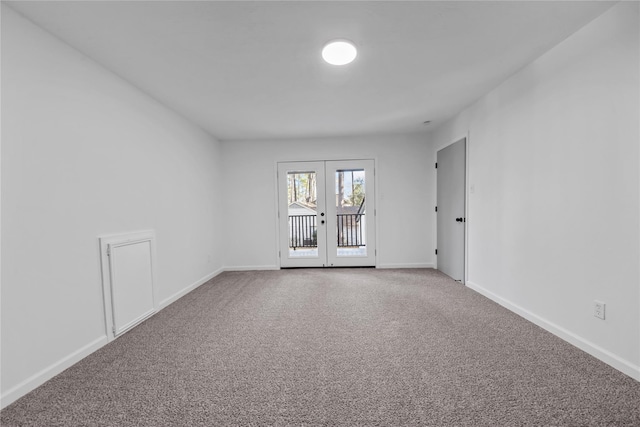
[455,217,464,222]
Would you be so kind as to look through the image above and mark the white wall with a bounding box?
[3,0,636,411]
[1,5,225,406]
[429,2,639,379]
[221,133,434,270]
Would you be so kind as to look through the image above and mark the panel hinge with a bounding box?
[435,249,438,255]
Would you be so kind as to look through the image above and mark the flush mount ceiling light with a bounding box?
[322,40,357,65]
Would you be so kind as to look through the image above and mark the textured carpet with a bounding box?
[2,268,639,426]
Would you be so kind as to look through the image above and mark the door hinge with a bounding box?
[435,249,438,255]
[279,251,281,258]
[106,246,111,256]
[435,162,438,169]
[112,326,116,335]
[435,206,437,212]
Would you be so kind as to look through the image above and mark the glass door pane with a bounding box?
[335,169,367,257]
[287,171,319,258]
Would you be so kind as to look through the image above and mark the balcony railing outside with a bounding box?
[288,214,365,249]
[337,213,365,247]
[289,215,317,249]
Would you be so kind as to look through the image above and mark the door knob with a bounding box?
[456,217,464,222]
[320,213,325,217]
[321,220,325,224]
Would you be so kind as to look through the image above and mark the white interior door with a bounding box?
[437,138,466,282]
[278,160,376,268]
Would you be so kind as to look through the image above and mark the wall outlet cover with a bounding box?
[594,301,606,320]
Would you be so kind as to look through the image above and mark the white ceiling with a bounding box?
[6,1,614,141]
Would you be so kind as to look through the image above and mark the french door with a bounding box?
[278,160,376,268]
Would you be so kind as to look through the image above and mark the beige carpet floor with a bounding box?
[2,268,639,426]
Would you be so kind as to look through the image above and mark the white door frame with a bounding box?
[277,159,377,268]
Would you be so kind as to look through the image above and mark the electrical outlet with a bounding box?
[594,301,606,320]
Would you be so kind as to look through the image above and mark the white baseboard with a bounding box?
[466,281,640,382]
[1,336,108,409]
[377,263,435,269]
[223,264,437,271]
[159,267,224,309]
[224,264,436,271]
[224,265,280,271]
[1,267,226,410]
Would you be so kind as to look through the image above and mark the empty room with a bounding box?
[1,1,639,425]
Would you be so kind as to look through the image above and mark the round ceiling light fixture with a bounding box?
[322,40,357,65]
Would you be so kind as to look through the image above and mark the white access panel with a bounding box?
[99,231,157,339]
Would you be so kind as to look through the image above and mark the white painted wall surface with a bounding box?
[429,2,639,379]
[1,5,225,405]
[221,133,434,270]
